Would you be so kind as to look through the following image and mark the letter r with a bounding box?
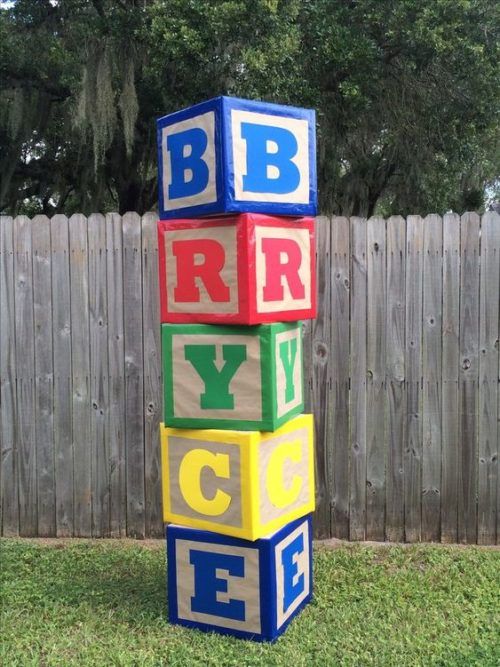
[261,238,305,302]
[173,239,230,303]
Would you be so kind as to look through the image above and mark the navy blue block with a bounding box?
[157,96,317,219]
[166,514,313,642]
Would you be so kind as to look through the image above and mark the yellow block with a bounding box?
[161,413,315,540]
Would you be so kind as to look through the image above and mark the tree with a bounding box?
[1,0,155,214]
[1,0,498,216]
[298,0,500,216]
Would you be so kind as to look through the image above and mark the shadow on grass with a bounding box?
[24,545,169,625]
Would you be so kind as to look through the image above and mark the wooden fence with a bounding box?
[0,212,499,543]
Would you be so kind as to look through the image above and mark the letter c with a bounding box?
[266,439,303,509]
[179,449,231,516]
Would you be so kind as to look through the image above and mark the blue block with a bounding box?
[166,514,313,641]
[157,96,317,219]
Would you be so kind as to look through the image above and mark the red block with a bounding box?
[158,214,316,324]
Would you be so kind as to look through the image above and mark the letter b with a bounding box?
[241,123,300,195]
[167,127,209,200]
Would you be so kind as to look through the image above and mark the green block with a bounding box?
[162,322,304,431]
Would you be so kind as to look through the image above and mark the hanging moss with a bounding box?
[74,42,119,171]
[95,45,116,167]
[74,66,91,134]
[7,88,24,140]
[119,58,139,158]
[74,42,139,171]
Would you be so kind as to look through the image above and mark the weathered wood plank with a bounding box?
[0,228,2,531]
[69,214,91,537]
[366,216,386,541]
[14,215,37,535]
[422,214,443,541]
[0,215,19,535]
[477,212,499,544]
[330,216,350,539]
[142,212,163,538]
[51,214,73,536]
[405,215,424,542]
[123,212,145,538]
[88,213,110,536]
[441,213,460,543]
[14,216,37,537]
[106,212,126,537]
[302,319,313,414]
[349,217,367,540]
[385,216,406,541]
[458,212,480,543]
[32,215,55,536]
[311,216,332,538]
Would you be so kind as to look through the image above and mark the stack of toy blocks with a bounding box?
[156,96,317,641]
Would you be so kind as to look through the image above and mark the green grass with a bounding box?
[1,539,498,666]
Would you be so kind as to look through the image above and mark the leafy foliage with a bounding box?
[0,0,498,215]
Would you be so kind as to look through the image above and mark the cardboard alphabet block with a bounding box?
[167,514,313,641]
[158,214,316,324]
[162,321,304,430]
[157,96,317,218]
[161,414,314,540]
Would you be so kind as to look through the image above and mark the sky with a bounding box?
[1,1,58,8]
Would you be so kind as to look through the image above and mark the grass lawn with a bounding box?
[1,539,498,666]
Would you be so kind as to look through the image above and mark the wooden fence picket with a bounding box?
[0,215,19,536]
[404,215,424,542]
[477,212,499,544]
[458,212,481,543]
[122,212,145,539]
[32,215,55,536]
[349,217,367,541]
[330,216,350,539]
[70,213,92,537]
[14,215,36,536]
[311,216,332,538]
[385,215,406,542]
[422,214,443,541]
[51,215,73,536]
[106,212,126,537]
[441,213,460,542]
[366,216,387,541]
